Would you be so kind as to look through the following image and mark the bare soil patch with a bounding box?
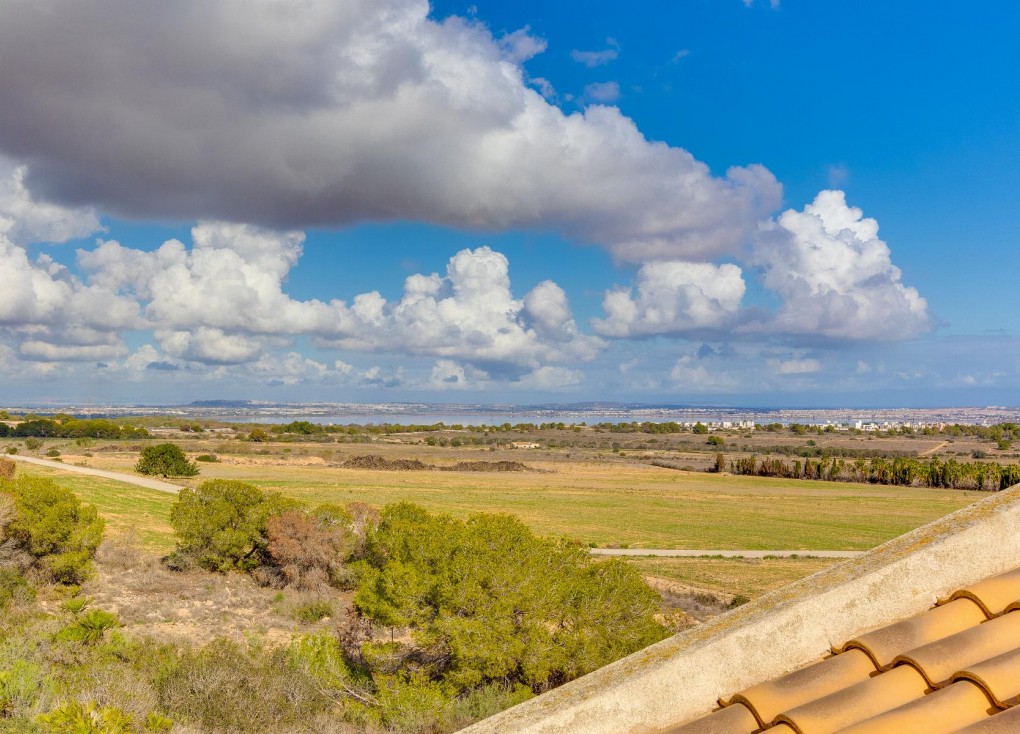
[66,539,350,647]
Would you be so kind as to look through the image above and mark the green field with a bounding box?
[20,457,982,552]
[20,465,176,552]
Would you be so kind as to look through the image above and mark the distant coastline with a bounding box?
[3,401,1018,428]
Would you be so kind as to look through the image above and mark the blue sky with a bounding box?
[0,0,1017,407]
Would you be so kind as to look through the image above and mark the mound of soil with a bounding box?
[441,460,532,472]
[339,455,535,472]
[342,454,430,471]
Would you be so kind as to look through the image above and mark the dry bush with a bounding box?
[156,638,331,734]
[0,493,32,575]
[95,536,145,571]
[346,501,380,542]
[0,456,15,480]
[266,511,350,591]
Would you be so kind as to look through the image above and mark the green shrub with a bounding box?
[168,480,299,572]
[37,700,134,734]
[356,503,667,693]
[4,447,17,455]
[0,568,34,610]
[194,454,219,463]
[0,660,44,720]
[23,438,42,451]
[135,443,198,478]
[45,448,61,458]
[60,595,93,616]
[1,476,104,584]
[56,608,122,645]
[291,598,334,623]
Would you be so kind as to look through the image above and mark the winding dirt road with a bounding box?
[8,454,183,494]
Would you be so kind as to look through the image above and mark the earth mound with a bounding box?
[342,455,430,471]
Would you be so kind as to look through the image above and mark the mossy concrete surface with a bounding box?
[461,484,1020,734]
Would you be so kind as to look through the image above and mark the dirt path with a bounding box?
[590,549,864,558]
[919,440,950,456]
[9,455,183,494]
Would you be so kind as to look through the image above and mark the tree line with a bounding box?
[0,417,149,439]
[728,454,1020,491]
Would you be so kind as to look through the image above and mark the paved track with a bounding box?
[8,455,183,494]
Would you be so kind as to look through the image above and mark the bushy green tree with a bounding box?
[135,444,198,478]
[0,476,104,584]
[355,503,667,694]
[168,480,299,571]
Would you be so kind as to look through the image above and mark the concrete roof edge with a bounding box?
[460,484,1020,734]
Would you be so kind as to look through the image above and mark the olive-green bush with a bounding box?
[168,480,299,572]
[0,476,104,584]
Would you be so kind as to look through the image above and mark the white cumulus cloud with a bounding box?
[592,261,746,337]
[750,190,929,341]
[0,158,102,245]
[76,225,601,374]
[319,246,604,372]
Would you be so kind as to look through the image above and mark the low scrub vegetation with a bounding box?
[0,474,668,733]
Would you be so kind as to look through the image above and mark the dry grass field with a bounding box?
[10,430,988,604]
[20,443,982,552]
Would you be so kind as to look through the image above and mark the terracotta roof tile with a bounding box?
[954,704,1020,733]
[840,598,986,668]
[773,665,928,734]
[833,680,995,734]
[891,611,1020,686]
[722,649,877,726]
[658,700,758,733]
[659,565,1020,734]
[939,567,1020,617]
[953,647,1020,707]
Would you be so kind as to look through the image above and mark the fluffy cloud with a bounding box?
[0,174,139,362]
[0,0,780,262]
[498,27,547,64]
[0,158,102,245]
[318,246,604,372]
[750,191,929,341]
[77,224,601,375]
[592,261,746,337]
[80,223,332,335]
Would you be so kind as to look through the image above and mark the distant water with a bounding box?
[204,411,743,426]
[220,413,512,426]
